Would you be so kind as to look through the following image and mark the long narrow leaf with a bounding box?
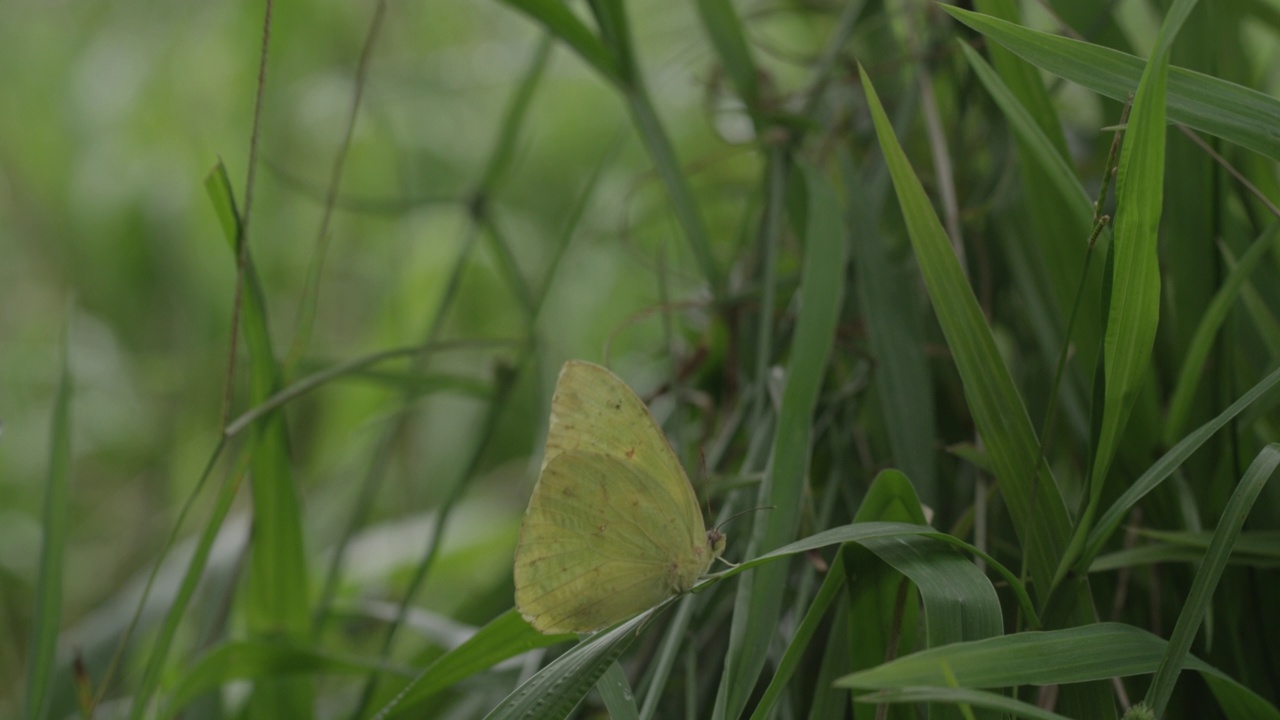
[858,64,1072,602]
[1145,444,1280,716]
[24,319,73,720]
[717,161,847,718]
[943,6,1280,162]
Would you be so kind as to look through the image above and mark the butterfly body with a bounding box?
[513,361,724,634]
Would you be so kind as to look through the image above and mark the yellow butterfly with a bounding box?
[513,360,725,634]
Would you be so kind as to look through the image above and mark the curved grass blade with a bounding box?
[1145,444,1280,716]
[494,0,619,84]
[24,318,73,720]
[858,63,1073,604]
[480,609,656,720]
[1058,0,1198,588]
[836,622,1279,719]
[856,687,1071,720]
[1082,363,1280,565]
[943,6,1280,162]
[1165,227,1280,443]
[376,610,572,719]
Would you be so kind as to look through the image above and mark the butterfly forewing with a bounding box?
[514,451,710,633]
[542,361,707,550]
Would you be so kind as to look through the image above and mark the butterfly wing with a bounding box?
[542,361,708,551]
[514,450,713,633]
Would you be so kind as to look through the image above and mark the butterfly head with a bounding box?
[706,528,726,561]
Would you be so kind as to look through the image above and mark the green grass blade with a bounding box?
[693,0,758,110]
[23,319,73,720]
[493,0,620,84]
[943,6,1280,162]
[746,554,847,720]
[835,621,1273,712]
[1062,0,1197,586]
[597,661,641,720]
[843,152,938,501]
[858,63,1072,602]
[958,42,1091,208]
[1145,444,1280,716]
[856,687,1071,720]
[207,160,311,636]
[1083,363,1280,565]
[377,610,571,718]
[129,450,244,720]
[480,610,655,720]
[717,160,847,718]
[1165,227,1280,443]
[207,159,312,714]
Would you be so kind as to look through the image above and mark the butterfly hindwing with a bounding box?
[543,361,707,549]
[514,451,704,633]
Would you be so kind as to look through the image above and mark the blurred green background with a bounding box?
[0,0,786,704]
[5,0,1280,717]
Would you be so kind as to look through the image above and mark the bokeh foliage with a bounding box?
[4,0,1280,718]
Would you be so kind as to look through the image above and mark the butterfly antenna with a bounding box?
[714,505,775,534]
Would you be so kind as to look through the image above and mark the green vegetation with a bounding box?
[4,0,1280,717]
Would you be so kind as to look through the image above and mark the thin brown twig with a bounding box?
[220,0,275,430]
[285,0,388,376]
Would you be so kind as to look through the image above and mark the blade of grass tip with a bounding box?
[24,316,73,720]
[858,63,1074,604]
[1143,444,1280,717]
[1165,226,1280,443]
[715,161,847,719]
[1056,0,1200,589]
